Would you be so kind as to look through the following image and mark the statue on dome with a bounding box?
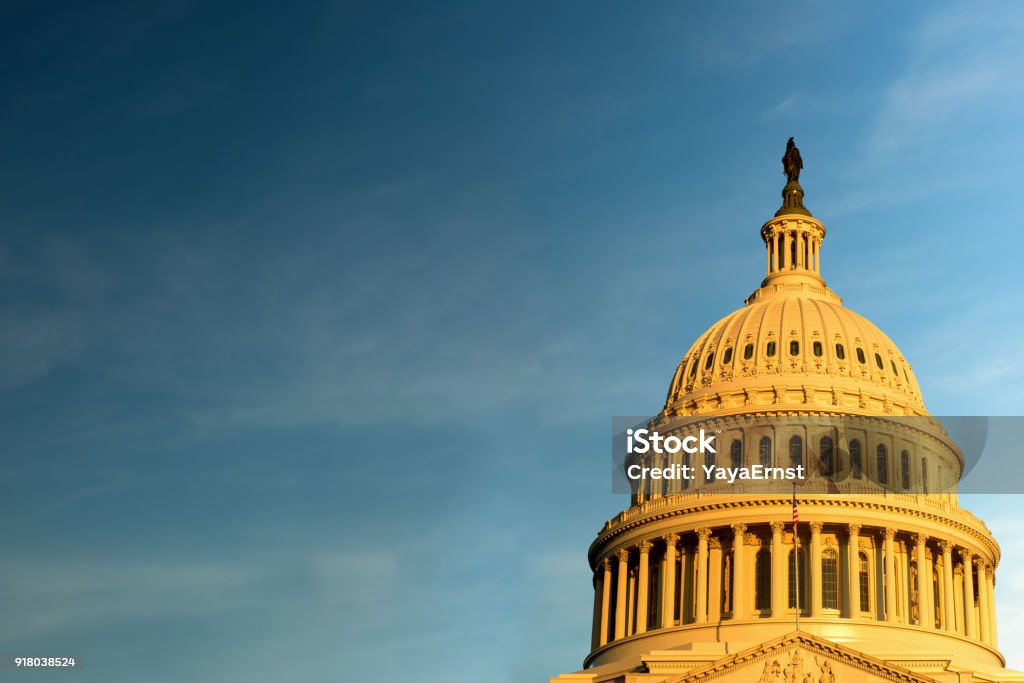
[782,137,803,183]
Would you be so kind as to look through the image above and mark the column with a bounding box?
[925,549,935,628]
[976,560,990,644]
[962,549,977,639]
[708,535,723,622]
[696,528,710,623]
[599,558,611,646]
[636,541,651,634]
[884,528,897,623]
[767,236,772,273]
[678,544,688,624]
[732,524,747,619]
[591,567,602,650]
[771,522,786,618]
[662,534,679,628]
[914,535,928,627]
[772,232,780,272]
[810,522,823,617]
[627,568,636,637]
[940,541,955,633]
[847,524,861,618]
[986,566,998,647]
[783,231,791,269]
[954,565,964,633]
[615,548,629,640]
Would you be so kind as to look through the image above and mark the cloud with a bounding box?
[872,6,1024,149]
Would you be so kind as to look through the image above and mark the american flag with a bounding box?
[792,497,799,526]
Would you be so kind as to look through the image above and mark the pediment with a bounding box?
[660,632,939,683]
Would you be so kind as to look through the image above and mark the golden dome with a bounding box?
[663,213,926,417]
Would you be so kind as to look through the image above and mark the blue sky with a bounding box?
[2,1,1024,681]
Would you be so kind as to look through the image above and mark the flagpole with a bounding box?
[793,480,800,631]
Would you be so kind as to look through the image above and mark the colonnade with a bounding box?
[591,522,997,652]
[766,226,821,274]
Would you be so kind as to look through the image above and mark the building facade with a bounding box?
[552,146,1022,683]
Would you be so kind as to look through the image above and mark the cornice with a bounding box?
[590,496,999,569]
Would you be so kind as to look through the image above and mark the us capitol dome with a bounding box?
[552,141,1020,683]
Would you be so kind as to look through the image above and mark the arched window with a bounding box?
[876,444,889,486]
[790,340,800,356]
[788,548,807,609]
[705,353,715,370]
[835,343,846,360]
[743,343,754,360]
[755,550,771,611]
[730,439,743,469]
[856,347,866,364]
[819,436,834,477]
[789,435,803,468]
[723,347,733,364]
[822,548,838,610]
[682,453,691,490]
[850,440,862,480]
[921,458,929,494]
[891,360,899,375]
[689,360,698,378]
[813,341,823,357]
[874,352,884,370]
[858,552,870,612]
[759,436,772,468]
[766,341,777,357]
[901,450,911,490]
[705,449,716,481]
[932,566,942,628]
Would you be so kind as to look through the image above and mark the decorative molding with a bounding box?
[656,631,940,683]
[591,497,999,570]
